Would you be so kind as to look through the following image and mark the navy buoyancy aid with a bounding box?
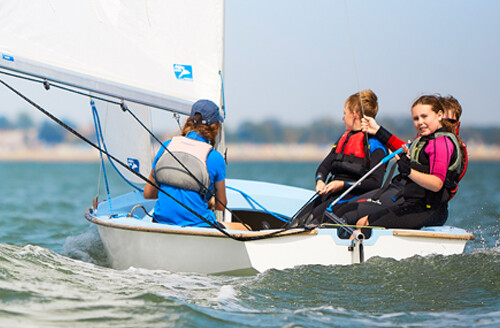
[403,129,463,206]
[329,131,370,181]
[153,136,213,198]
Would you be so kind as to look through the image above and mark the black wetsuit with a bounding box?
[293,133,387,226]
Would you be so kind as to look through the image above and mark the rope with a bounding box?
[226,186,289,223]
[0,67,235,219]
[343,0,372,178]
[119,102,249,226]
[0,69,121,106]
[0,69,183,113]
[218,70,227,120]
[0,77,308,241]
[91,99,113,214]
[343,0,365,118]
[282,192,319,227]
[91,102,143,192]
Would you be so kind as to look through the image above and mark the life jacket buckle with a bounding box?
[366,198,382,205]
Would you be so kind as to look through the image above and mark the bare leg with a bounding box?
[356,216,369,227]
[350,215,369,240]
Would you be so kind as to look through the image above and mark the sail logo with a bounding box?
[127,158,140,173]
[173,64,193,81]
[2,54,14,62]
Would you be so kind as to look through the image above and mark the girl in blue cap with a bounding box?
[143,99,227,227]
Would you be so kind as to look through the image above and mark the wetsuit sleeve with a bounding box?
[375,126,406,151]
[425,137,454,183]
[315,147,336,182]
[315,135,343,182]
[354,148,386,192]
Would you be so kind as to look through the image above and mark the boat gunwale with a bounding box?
[86,211,474,241]
[85,211,318,239]
[392,229,475,240]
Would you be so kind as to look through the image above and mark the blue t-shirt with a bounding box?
[152,131,226,227]
[368,136,387,156]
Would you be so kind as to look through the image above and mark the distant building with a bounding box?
[0,128,39,150]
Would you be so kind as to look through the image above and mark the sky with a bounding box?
[0,0,499,129]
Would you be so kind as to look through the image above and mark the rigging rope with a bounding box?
[226,186,289,223]
[0,76,309,242]
[343,0,366,118]
[91,102,143,193]
[118,102,251,227]
[343,0,371,187]
[91,99,113,214]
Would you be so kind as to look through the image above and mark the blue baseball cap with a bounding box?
[190,99,224,125]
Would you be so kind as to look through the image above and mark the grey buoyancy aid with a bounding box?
[404,129,463,206]
[153,136,213,198]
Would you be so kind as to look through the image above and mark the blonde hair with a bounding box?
[345,89,379,118]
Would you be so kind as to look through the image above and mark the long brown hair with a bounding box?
[411,94,453,131]
[412,94,464,162]
[440,95,466,166]
[181,113,221,145]
[440,95,462,121]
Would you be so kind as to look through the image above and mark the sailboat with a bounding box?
[0,0,473,275]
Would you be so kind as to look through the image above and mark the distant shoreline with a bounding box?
[1,142,500,162]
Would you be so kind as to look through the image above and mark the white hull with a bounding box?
[87,179,474,275]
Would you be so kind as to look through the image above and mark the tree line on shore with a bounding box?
[226,118,500,145]
[1,113,499,145]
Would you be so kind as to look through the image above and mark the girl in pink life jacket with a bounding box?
[353,95,464,235]
[334,95,467,232]
[335,96,467,233]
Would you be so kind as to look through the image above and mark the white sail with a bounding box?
[0,0,224,114]
[97,101,152,185]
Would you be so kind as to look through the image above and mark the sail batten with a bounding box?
[0,0,224,114]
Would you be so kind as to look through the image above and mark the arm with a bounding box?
[405,137,453,192]
[315,147,336,194]
[144,141,168,200]
[321,180,345,195]
[407,169,443,192]
[316,147,348,195]
[362,117,406,151]
[213,180,227,210]
[355,148,387,192]
[374,126,406,151]
[207,150,227,210]
[322,148,387,194]
[315,147,335,183]
[143,171,159,199]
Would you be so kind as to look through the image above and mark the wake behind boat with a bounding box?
[0,0,473,275]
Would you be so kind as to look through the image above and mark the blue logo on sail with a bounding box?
[173,64,193,81]
[2,54,14,62]
[127,158,140,173]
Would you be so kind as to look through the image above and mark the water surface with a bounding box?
[0,161,498,327]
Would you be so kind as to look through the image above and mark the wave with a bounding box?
[0,242,499,327]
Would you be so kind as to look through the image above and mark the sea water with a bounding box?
[0,161,498,327]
